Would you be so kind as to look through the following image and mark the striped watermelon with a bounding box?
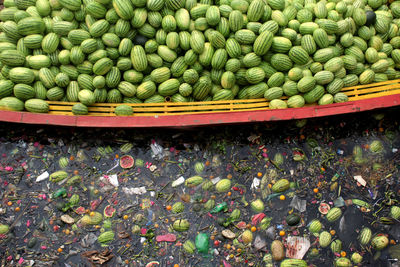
[46,87,65,101]
[17,17,45,35]
[304,85,325,104]
[90,20,110,37]
[246,67,265,84]
[193,76,212,100]
[25,99,49,113]
[14,83,35,100]
[158,79,180,96]
[313,29,329,49]
[10,67,35,84]
[113,0,134,20]
[93,58,113,75]
[0,97,24,111]
[78,89,95,106]
[0,50,25,67]
[72,103,89,115]
[107,89,123,103]
[287,95,305,108]
[137,81,156,99]
[247,83,268,99]
[66,81,79,102]
[264,87,283,101]
[289,46,309,65]
[301,35,317,55]
[359,69,375,84]
[118,81,136,97]
[221,71,236,89]
[271,54,293,71]
[297,76,316,93]
[326,78,344,94]
[86,2,107,19]
[106,67,121,88]
[59,0,82,11]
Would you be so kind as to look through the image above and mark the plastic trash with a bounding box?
[354,175,367,187]
[195,233,209,254]
[146,209,154,226]
[253,235,267,251]
[52,188,67,198]
[289,195,307,213]
[156,234,176,242]
[265,226,276,240]
[150,141,164,159]
[210,202,228,213]
[171,176,185,187]
[211,176,221,184]
[106,159,120,173]
[334,197,346,208]
[80,233,98,248]
[251,177,261,190]
[122,186,147,195]
[286,236,310,259]
[36,171,49,182]
[108,174,119,187]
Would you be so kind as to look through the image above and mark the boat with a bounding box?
[1,79,400,127]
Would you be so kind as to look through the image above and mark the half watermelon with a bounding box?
[103,205,116,218]
[120,155,134,169]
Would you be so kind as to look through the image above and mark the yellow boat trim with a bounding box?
[43,79,400,116]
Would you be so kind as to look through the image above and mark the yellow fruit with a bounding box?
[242,230,253,244]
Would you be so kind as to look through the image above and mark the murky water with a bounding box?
[0,108,399,267]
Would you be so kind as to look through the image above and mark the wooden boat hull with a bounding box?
[0,79,400,127]
[0,94,398,127]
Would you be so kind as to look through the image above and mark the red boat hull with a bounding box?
[0,94,399,127]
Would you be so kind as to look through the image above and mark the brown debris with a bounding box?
[81,249,114,266]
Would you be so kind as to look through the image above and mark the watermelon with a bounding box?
[78,90,95,106]
[24,99,49,113]
[0,97,24,111]
[115,104,133,116]
[72,103,88,115]
[309,219,322,234]
[326,207,342,222]
[286,214,301,226]
[371,235,389,250]
[103,205,116,218]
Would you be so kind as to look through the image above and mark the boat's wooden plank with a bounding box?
[348,89,400,100]
[345,85,400,95]
[89,98,268,107]
[46,101,76,106]
[48,106,73,111]
[82,102,270,113]
[78,94,400,127]
[344,86,400,97]
[48,92,400,116]
[52,108,268,116]
[40,80,400,118]
[48,111,76,115]
[340,79,400,90]
[130,102,269,112]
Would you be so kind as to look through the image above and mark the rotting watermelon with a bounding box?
[74,206,86,215]
[119,155,134,169]
[103,205,116,218]
[145,262,160,267]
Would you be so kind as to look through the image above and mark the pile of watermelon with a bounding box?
[0,0,400,115]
